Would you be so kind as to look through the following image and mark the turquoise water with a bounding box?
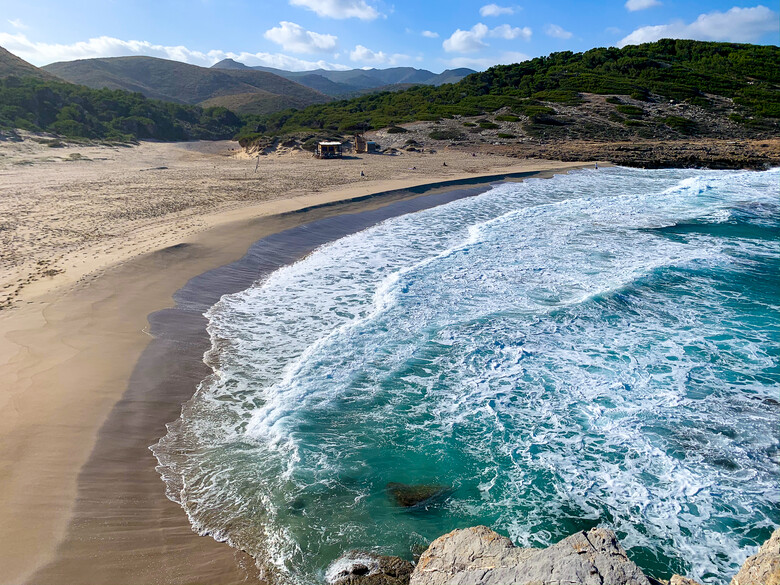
[153,167,779,584]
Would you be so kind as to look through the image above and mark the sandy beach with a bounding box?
[0,137,591,584]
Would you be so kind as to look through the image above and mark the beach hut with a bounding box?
[315,141,343,159]
[354,134,380,154]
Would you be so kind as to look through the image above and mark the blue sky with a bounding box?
[1,0,777,71]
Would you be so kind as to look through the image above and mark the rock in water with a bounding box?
[670,575,703,585]
[410,526,651,585]
[327,551,414,585]
[731,528,780,585]
[386,482,449,508]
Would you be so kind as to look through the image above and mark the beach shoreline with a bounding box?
[0,139,590,584]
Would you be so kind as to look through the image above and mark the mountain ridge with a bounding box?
[210,59,476,96]
[42,55,331,114]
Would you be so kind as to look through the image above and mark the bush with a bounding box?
[386,125,408,133]
[495,115,520,122]
[662,115,698,134]
[428,129,465,141]
[498,133,516,138]
[615,104,644,118]
[478,121,500,129]
[605,96,622,104]
[462,121,476,127]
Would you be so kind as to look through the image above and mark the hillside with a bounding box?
[42,56,330,112]
[242,39,779,141]
[211,59,476,96]
[0,46,57,80]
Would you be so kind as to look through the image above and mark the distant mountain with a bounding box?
[0,46,57,80]
[211,59,476,96]
[42,56,331,114]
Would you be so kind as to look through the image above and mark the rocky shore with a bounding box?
[330,527,780,585]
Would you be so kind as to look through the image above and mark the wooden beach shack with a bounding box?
[354,134,380,154]
[315,141,343,159]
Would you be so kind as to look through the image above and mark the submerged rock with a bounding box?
[386,482,449,508]
[410,526,651,585]
[731,528,780,585]
[327,551,414,585]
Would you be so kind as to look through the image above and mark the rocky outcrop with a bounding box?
[410,526,650,585]
[386,482,451,508]
[731,528,780,585]
[328,551,414,585]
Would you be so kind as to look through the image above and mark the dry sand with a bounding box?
[0,136,592,584]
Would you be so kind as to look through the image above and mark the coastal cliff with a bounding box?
[331,527,780,585]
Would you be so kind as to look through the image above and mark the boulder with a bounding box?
[410,526,651,585]
[327,551,414,585]
[386,482,449,508]
[731,528,780,585]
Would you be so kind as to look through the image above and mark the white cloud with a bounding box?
[422,30,439,38]
[480,4,514,17]
[442,50,530,70]
[625,0,661,11]
[490,24,532,40]
[545,24,573,39]
[263,21,337,53]
[289,0,380,20]
[618,5,780,47]
[443,23,489,53]
[443,23,531,53]
[349,44,410,65]
[7,18,28,30]
[0,32,350,71]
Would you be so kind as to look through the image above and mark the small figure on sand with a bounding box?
[360,170,365,177]
[594,163,599,169]
[443,162,447,166]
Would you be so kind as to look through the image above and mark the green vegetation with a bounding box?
[478,119,500,129]
[615,104,645,118]
[41,56,330,111]
[386,125,408,133]
[246,39,778,136]
[661,115,698,134]
[428,128,465,141]
[497,132,516,138]
[0,77,243,140]
[495,114,520,122]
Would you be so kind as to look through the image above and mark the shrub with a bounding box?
[605,96,622,104]
[495,115,520,122]
[662,115,698,134]
[386,125,408,133]
[429,129,465,140]
[478,121,500,129]
[498,132,516,138]
[615,104,644,118]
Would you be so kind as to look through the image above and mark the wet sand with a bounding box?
[0,138,590,584]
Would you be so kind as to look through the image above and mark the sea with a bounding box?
[152,166,780,584]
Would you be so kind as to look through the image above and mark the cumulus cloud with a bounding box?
[490,24,532,40]
[289,0,380,20]
[443,23,490,53]
[618,5,779,47]
[479,4,514,17]
[0,32,350,70]
[263,21,337,53]
[443,23,531,53]
[422,30,439,38]
[625,0,661,11]
[544,24,573,39]
[7,18,28,30]
[349,44,410,65]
